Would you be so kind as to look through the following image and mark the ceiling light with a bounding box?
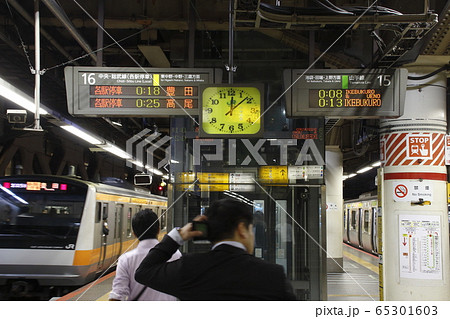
[61,125,103,145]
[102,143,132,159]
[371,161,381,167]
[356,166,372,174]
[348,173,357,178]
[128,159,144,168]
[0,76,48,115]
[145,166,163,176]
[111,120,122,127]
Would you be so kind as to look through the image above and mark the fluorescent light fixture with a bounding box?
[371,161,381,167]
[162,174,169,180]
[0,76,48,115]
[102,143,132,159]
[111,120,122,127]
[348,173,357,178]
[61,125,103,145]
[145,166,164,176]
[342,175,349,180]
[128,159,144,168]
[356,166,372,174]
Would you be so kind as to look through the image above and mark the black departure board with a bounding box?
[284,68,407,118]
[65,67,221,117]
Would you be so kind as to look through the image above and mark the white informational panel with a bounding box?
[288,165,323,181]
[392,181,432,202]
[399,214,442,280]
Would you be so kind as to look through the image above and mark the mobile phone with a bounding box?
[192,220,209,241]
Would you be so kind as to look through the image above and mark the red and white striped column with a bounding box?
[379,65,449,300]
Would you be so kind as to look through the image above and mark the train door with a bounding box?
[97,202,109,272]
[126,207,133,238]
[343,207,349,243]
[113,204,124,257]
[371,207,378,253]
[357,208,363,247]
[361,208,371,251]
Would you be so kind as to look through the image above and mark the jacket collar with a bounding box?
[212,242,249,254]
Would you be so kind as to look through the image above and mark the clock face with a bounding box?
[200,86,263,137]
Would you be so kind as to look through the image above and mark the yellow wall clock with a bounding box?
[199,84,264,138]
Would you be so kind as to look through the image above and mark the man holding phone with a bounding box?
[135,199,296,300]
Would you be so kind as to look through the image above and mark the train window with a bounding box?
[0,179,87,249]
[102,204,108,220]
[127,208,132,238]
[351,210,357,229]
[363,210,370,233]
[160,209,167,231]
[96,202,101,223]
[115,205,123,239]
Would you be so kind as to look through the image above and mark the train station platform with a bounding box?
[328,243,379,301]
[55,272,114,301]
[56,243,379,301]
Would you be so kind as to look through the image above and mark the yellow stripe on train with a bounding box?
[72,240,138,266]
[96,193,166,207]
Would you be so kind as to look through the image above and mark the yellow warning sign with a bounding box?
[259,166,288,184]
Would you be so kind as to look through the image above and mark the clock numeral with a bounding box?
[220,123,225,130]
[211,99,219,105]
[229,125,235,133]
[247,117,253,123]
[238,123,244,130]
[250,107,258,114]
[227,89,235,96]
[247,97,254,103]
[210,117,216,124]
[206,108,213,114]
[219,92,227,99]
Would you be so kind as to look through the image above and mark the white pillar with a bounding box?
[325,145,344,272]
[379,66,449,300]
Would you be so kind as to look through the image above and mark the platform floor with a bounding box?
[58,243,379,301]
[327,243,379,301]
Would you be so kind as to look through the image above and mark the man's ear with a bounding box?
[236,222,250,238]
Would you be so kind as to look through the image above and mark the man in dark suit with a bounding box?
[135,199,296,300]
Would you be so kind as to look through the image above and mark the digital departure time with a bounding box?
[284,68,407,118]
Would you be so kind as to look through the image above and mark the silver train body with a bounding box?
[0,175,168,290]
[343,196,379,255]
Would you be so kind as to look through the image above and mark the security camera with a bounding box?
[7,109,27,124]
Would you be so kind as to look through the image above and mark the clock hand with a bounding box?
[225,96,248,115]
[228,97,234,116]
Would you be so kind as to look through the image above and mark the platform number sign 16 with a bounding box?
[82,73,96,85]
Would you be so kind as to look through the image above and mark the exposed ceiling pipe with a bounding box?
[7,0,78,64]
[41,0,97,64]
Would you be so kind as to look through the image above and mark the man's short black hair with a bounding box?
[205,199,253,243]
[132,209,159,240]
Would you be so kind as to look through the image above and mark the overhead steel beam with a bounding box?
[7,0,77,63]
[41,0,97,64]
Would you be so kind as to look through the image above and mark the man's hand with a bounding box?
[178,215,208,241]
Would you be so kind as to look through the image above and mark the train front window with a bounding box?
[0,179,87,249]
